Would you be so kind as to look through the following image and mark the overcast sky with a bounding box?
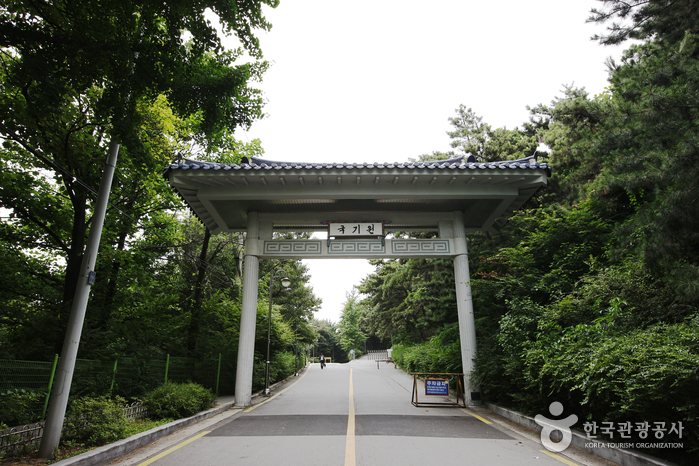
[228,0,625,323]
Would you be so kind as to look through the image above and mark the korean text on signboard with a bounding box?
[329,223,383,237]
[425,378,449,396]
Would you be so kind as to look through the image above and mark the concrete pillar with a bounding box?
[452,211,480,404]
[235,212,260,407]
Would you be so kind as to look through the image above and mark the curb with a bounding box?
[484,403,678,466]
[50,366,310,466]
[49,399,237,466]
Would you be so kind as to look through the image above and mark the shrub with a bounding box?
[63,396,129,446]
[0,389,45,426]
[252,351,300,393]
[393,324,462,374]
[142,382,216,420]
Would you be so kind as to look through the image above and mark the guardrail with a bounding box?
[366,350,389,360]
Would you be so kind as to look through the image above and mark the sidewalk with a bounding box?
[50,365,313,466]
[49,394,239,466]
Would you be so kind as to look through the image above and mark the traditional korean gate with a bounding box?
[165,154,550,407]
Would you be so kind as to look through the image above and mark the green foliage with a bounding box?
[62,396,130,447]
[594,43,699,298]
[259,254,322,351]
[0,0,282,364]
[447,105,492,160]
[121,418,169,438]
[312,319,347,363]
[392,325,462,374]
[589,0,699,46]
[338,292,366,353]
[251,351,300,392]
[0,397,168,461]
[359,257,458,343]
[529,310,699,458]
[446,104,537,162]
[142,382,216,420]
[360,20,699,461]
[540,86,607,196]
[1,0,276,142]
[0,389,45,426]
[499,200,613,301]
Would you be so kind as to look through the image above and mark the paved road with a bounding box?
[110,359,613,466]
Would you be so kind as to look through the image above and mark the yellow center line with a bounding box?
[460,409,578,464]
[245,366,311,413]
[459,407,493,424]
[137,431,210,466]
[345,368,356,466]
[540,449,581,466]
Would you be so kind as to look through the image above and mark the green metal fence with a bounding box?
[0,358,58,392]
[1,351,308,428]
[0,354,233,405]
[0,355,231,454]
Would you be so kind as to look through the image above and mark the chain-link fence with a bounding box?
[0,358,59,392]
[0,354,234,419]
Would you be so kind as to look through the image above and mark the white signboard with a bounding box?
[329,222,383,237]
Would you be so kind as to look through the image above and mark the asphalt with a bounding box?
[48,359,673,466]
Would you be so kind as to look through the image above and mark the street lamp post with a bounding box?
[266,270,291,396]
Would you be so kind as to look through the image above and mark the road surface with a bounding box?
[110,358,614,466]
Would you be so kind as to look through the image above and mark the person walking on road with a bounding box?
[320,353,325,369]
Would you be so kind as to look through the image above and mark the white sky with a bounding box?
[228,0,625,323]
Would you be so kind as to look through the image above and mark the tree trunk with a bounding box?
[57,190,88,353]
[97,229,128,329]
[187,227,211,355]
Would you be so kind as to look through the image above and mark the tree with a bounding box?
[0,1,276,353]
[0,0,276,139]
[446,104,537,162]
[1,1,278,455]
[528,86,610,204]
[447,105,492,160]
[257,256,321,364]
[312,319,343,361]
[583,0,699,299]
[0,93,188,355]
[589,0,699,46]
[359,256,458,344]
[338,291,366,355]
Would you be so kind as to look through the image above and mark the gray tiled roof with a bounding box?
[164,153,551,234]
[165,154,551,175]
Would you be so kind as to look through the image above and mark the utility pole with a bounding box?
[39,139,120,457]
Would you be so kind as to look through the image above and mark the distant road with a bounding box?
[112,359,612,466]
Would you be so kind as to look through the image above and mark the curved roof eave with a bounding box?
[164,154,551,234]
